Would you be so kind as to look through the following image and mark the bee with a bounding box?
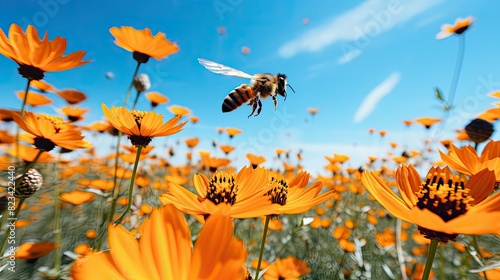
[198,58,295,117]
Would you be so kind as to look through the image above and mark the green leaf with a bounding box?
[435,87,445,101]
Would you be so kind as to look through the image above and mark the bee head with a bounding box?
[276,73,295,100]
[276,73,295,101]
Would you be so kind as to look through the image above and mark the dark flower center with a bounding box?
[454,25,470,35]
[34,137,55,152]
[128,135,152,147]
[205,172,238,205]
[18,64,44,81]
[415,169,472,242]
[265,176,288,206]
[133,52,150,64]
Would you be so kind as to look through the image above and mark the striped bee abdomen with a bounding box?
[222,84,255,113]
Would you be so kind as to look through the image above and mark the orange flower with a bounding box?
[168,105,191,117]
[307,107,319,115]
[110,26,179,63]
[161,166,277,219]
[0,24,89,80]
[415,117,440,129]
[325,153,350,164]
[55,89,87,104]
[0,130,15,144]
[2,145,53,163]
[15,242,56,260]
[30,80,56,93]
[60,106,88,122]
[102,104,186,146]
[145,91,169,107]
[16,91,52,106]
[184,137,200,149]
[219,144,235,155]
[71,204,247,279]
[440,140,500,182]
[265,171,333,215]
[14,111,90,151]
[263,256,310,280]
[59,191,96,205]
[247,153,266,168]
[436,17,474,39]
[225,127,242,138]
[200,153,231,172]
[362,165,498,242]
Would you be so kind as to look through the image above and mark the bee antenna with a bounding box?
[287,84,296,93]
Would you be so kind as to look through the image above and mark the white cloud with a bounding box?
[278,0,443,58]
[353,72,401,123]
[337,49,363,64]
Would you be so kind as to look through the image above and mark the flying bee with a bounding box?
[198,58,295,117]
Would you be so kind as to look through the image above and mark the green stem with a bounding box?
[114,145,143,225]
[53,178,62,275]
[333,251,347,279]
[422,239,439,280]
[0,198,26,255]
[446,35,466,110]
[20,79,32,118]
[107,133,123,225]
[472,235,488,280]
[395,219,408,280]
[131,90,142,111]
[123,62,141,107]
[254,216,270,280]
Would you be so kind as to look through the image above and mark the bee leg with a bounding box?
[248,98,258,118]
[272,95,278,111]
[255,99,263,116]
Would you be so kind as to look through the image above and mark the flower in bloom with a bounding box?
[225,127,242,138]
[168,105,192,117]
[440,140,500,182]
[362,165,498,242]
[263,256,310,280]
[265,171,333,216]
[436,17,474,39]
[16,91,52,106]
[71,204,247,279]
[161,166,277,219]
[102,104,186,146]
[110,26,179,63]
[415,117,441,129]
[145,91,169,108]
[0,24,89,80]
[14,111,91,151]
[15,242,56,260]
[60,106,88,122]
[56,89,87,104]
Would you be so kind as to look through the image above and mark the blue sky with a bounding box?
[1,0,499,174]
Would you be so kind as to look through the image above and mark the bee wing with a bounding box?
[198,58,254,79]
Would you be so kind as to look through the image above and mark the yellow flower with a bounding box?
[0,24,89,80]
[362,165,498,242]
[161,166,277,219]
[71,204,247,279]
[102,104,186,146]
[110,26,179,63]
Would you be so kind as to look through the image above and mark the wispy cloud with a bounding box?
[353,72,401,123]
[337,49,362,64]
[278,0,443,59]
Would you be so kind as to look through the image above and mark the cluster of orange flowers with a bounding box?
[1,15,500,280]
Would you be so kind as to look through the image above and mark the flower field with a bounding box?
[1,10,500,280]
